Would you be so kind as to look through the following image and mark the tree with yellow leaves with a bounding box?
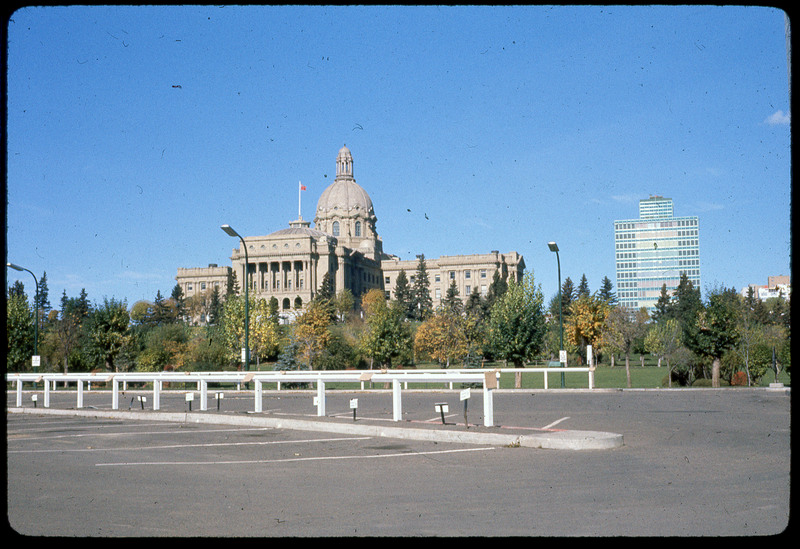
[565,293,611,364]
[293,299,333,369]
[414,308,470,367]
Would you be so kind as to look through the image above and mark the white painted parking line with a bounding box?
[5,426,274,441]
[542,417,570,429]
[9,436,373,454]
[95,446,496,467]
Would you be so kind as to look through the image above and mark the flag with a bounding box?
[300,185,307,191]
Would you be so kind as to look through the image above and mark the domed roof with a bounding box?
[315,145,375,219]
[316,180,374,217]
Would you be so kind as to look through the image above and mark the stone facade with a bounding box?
[381,251,525,305]
[176,145,525,321]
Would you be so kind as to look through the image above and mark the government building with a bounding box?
[614,195,701,313]
[176,146,524,322]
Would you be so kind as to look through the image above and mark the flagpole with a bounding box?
[298,181,302,220]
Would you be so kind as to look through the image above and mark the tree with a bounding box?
[651,284,671,324]
[577,274,590,298]
[86,298,131,371]
[442,280,462,314]
[51,291,90,375]
[560,277,576,318]
[333,289,355,322]
[486,272,547,368]
[208,286,223,325]
[411,254,433,321]
[293,299,333,369]
[316,272,335,302]
[171,283,187,322]
[644,318,683,387]
[360,301,413,368]
[392,269,413,319]
[361,288,388,318]
[414,308,469,367]
[36,271,51,326]
[685,286,741,387]
[598,276,617,306]
[566,293,612,365]
[221,293,248,366]
[602,306,649,387]
[6,289,34,371]
[249,298,283,363]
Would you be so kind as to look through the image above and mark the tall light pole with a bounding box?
[7,262,39,359]
[221,224,250,372]
[547,242,565,388]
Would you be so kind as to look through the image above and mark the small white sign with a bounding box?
[435,403,449,413]
[350,398,358,409]
[460,388,471,401]
[559,350,567,365]
[32,355,40,368]
[185,393,194,401]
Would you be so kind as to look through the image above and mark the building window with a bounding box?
[480,270,487,278]
[355,221,361,237]
[333,221,340,236]
[465,285,471,295]
[465,270,471,279]
[435,274,441,283]
[449,271,456,279]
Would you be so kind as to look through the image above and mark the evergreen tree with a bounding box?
[152,290,171,325]
[577,274,590,298]
[316,272,334,302]
[171,283,186,322]
[226,270,238,297]
[443,280,462,314]
[392,269,413,319]
[208,286,222,325]
[465,288,484,318]
[8,280,26,299]
[651,284,671,323]
[598,276,617,305]
[561,277,576,317]
[37,271,51,321]
[411,254,433,321]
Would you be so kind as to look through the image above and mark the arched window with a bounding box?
[332,221,340,236]
[294,296,303,309]
[282,298,291,310]
[355,221,361,237]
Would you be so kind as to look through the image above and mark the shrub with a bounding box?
[730,371,748,386]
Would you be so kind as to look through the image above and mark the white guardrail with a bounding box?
[6,367,594,428]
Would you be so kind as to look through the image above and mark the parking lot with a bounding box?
[7,387,791,537]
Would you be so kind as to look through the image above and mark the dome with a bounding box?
[315,145,375,219]
[315,179,374,218]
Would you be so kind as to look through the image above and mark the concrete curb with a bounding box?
[7,406,624,450]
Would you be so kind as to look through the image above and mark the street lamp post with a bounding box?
[221,224,250,372]
[547,242,565,388]
[6,262,39,359]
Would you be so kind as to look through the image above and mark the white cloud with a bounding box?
[764,110,791,125]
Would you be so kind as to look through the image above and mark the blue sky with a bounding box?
[6,5,792,309]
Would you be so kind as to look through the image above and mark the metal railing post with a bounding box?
[392,379,402,421]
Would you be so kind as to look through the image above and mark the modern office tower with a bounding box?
[614,196,700,313]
